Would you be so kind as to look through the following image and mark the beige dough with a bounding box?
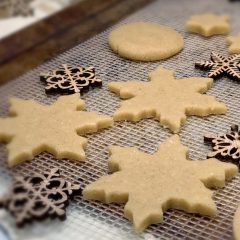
[226,33,240,54]
[186,13,230,37]
[108,66,227,133]
[0,94,113,167]
[233,206,240,240]
[108,22,184,61]
[83,135,238,233]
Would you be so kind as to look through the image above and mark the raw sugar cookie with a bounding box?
[108,22,184,61]
[186,13,230,37]
[109,66,227,133]
[226,33,240,54]
[0,94,113,167]
[233,206,240,240]
[83,135,237,233]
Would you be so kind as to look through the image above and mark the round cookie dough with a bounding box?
[233,206,240,240]
[108,22,184,61]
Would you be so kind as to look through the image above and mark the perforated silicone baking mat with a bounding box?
[1,0,240,239]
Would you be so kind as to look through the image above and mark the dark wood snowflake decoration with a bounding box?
[204,125,240,161]
[195,52,240,80]
[40,64,102,94]
[0,168,81,227]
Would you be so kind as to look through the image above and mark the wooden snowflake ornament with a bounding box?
[0,94,113,166]
[83,135,237,232]
[40,64,102,94]
[109,66,227,133]
[0,168,81,226]
[195,52,240,80]
[204,125,240,161]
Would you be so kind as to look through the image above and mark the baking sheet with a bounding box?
[0,0,240,239]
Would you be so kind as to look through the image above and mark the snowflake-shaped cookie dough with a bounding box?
[0,168,81,226]
[226,33,240,54]
[204,125,240,161]
[186,13,230,37]
[40,64,102,94]
[195,52,240,80]
[109,66,227,133]
[83,135,237,232]
[0,94,112,166]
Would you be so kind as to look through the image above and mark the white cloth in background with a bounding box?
[0,0,74,40]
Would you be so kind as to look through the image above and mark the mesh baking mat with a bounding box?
[1,0,240,239]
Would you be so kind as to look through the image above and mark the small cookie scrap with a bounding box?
[0,94,113,167]
[40,64,102,94]
[109,66,227,133]
[108,22,184,61]
[233,206,240,240]
[226,33,240,54]
[0,168,81,227]
[204,125,240,161]
[83,135,237,233]
[186,13,230,37]
[195,52,240,80]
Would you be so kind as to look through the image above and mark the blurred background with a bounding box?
[0,0,150,85]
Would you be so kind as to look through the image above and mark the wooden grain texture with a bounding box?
[0,0,153,85]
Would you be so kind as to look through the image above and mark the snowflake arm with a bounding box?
[190,159,238,188]
[108,146,150,171]
[226,34,240,54]
[0,118,16,141]
[52,94,85,110]
[185,94,227,116]
[179,77,213,93]
[109,81,147,99]
[75,112,113,134]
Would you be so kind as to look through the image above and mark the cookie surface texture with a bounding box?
[186,13,230,37]
[109,66,227,133]
[108,22,184,61]
[233,206,240,240]
[226,33,240,54]
[0,94,113,167]
[83,135,237,233]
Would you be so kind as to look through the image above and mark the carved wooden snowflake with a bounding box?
[109,66,227,133]
[83,135,237,232]
[0,168,81,226]
[0,94,113,166]
[204,125,240,160]
[195,52,240,80]
[40,64,102,94]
